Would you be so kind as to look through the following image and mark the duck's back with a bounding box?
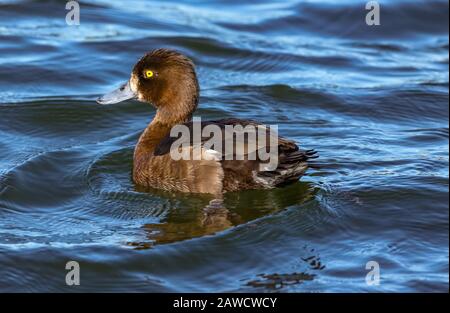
[134,118,316,194]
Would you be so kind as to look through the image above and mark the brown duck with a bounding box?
[97,49,316,196]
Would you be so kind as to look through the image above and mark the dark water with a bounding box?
[0,0,448,292]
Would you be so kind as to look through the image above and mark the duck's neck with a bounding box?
[134,100,196,160]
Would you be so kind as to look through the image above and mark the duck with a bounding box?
[97,48,317,196]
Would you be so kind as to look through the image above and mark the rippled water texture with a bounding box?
[0,0,448,292]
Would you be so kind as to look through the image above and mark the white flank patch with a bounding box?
[203,149,221,161]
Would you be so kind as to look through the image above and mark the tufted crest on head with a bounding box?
[134,49,196,72]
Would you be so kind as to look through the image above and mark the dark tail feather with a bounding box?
[304,149,319,159]
[303,149,320,169]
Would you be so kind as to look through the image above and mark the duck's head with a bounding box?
[97,49,199,118]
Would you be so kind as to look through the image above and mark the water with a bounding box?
[0,0,448,292]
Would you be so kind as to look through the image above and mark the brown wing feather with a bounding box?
[153,119,317,191]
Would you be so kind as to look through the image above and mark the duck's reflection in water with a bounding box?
[128,182,316,248]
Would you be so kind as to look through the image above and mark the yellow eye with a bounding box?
[144,70,154,78]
